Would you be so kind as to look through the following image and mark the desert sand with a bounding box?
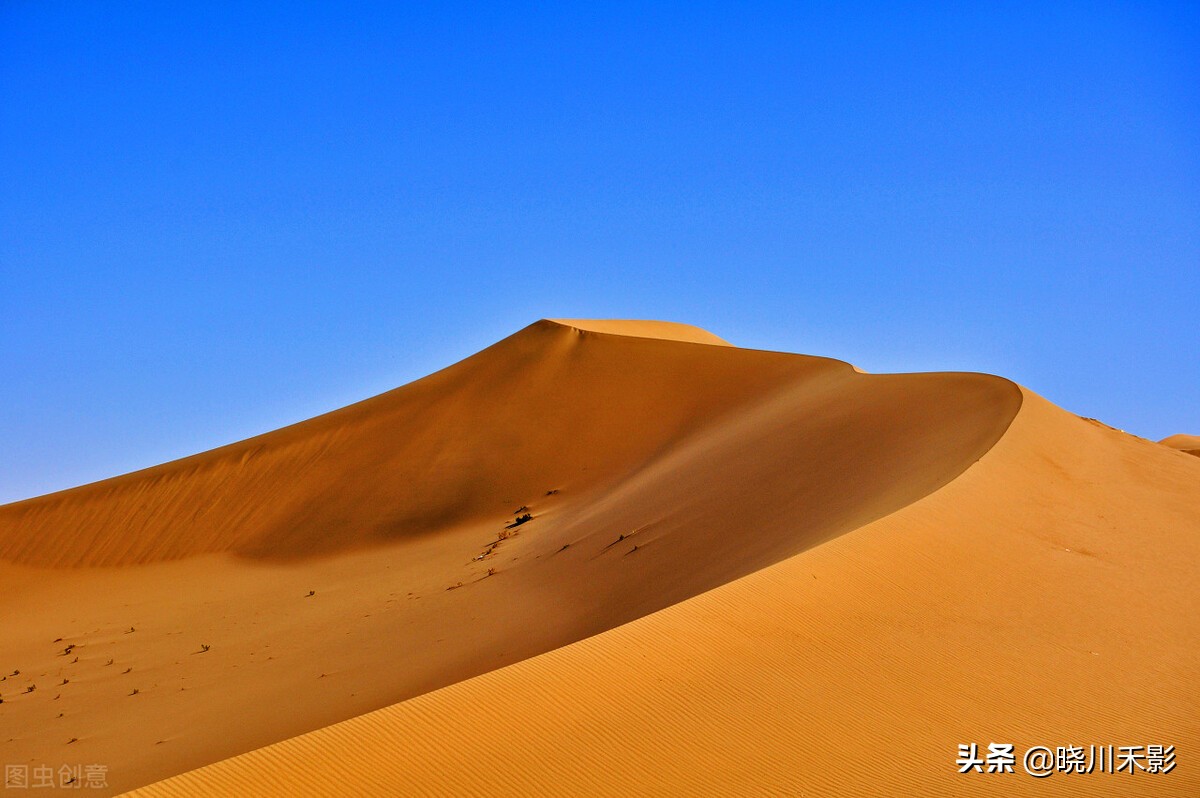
[0,320,1195,796]
[1160,434,1200,458]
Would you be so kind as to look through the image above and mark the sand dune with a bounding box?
[1160,434,1200,458]
[1,320,1194,796]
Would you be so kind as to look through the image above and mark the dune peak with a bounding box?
[1160,433,1200,457]
[545,318,732,346]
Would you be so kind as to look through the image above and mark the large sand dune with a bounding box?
[1161,434,1200,458]
[1,320,1194,796]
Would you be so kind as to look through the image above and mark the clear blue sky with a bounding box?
[2,2,1197,504]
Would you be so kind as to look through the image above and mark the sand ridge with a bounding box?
[546,318,733,346]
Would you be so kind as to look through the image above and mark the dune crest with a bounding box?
[547,318,733,345]
[0,319,1006,568]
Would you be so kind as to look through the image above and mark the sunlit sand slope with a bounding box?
[130,389,1200,798]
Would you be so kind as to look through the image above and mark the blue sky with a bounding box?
[2,1,1197,504]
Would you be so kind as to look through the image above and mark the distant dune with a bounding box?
[1,320,1194,796]
[1160,433,1200,458]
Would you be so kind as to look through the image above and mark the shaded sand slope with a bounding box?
[0,320,1019,793]
[0,320,763,567]
[1161,433,1200,458]
[131,390,1200,798]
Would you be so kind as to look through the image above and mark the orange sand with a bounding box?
[1160,434,1200,458]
